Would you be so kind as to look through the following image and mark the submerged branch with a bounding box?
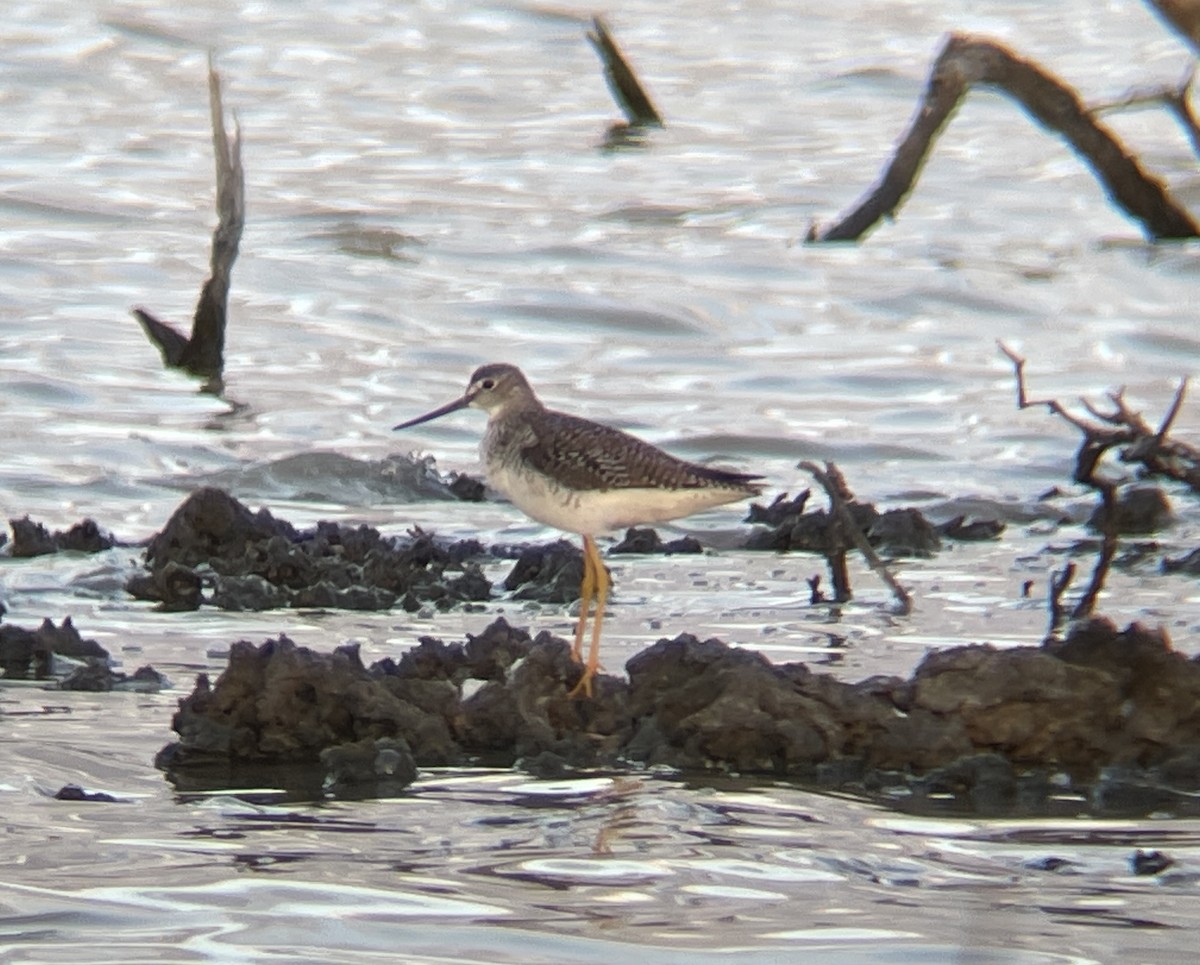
[134,54,245,386]
[586,15,663,137]
[812,33,1199,242]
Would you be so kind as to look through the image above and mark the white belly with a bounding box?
[487,462,749,535]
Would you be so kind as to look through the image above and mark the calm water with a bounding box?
[4,0,1200,961]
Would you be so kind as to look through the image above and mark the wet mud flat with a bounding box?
[5,482,1200,819]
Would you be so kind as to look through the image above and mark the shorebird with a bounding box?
[393,363,763,697]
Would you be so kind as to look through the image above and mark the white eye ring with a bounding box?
[480,378,496,389]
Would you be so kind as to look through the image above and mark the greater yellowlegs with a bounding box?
[393,363,763,697]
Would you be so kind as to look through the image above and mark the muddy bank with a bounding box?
[158,615,1200,815]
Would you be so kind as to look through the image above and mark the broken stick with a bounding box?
[587,16,663,132]
[800,460,914,614]
[134,54,245,386]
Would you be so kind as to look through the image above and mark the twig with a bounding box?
[999,341,1200,491]
[1070,440,1119,620]
[1048,561,1076,635]
[811,33,1199,242]
[999,343,1171,628]
[800,461,913,614]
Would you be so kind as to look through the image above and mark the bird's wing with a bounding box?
[521,410,761,492]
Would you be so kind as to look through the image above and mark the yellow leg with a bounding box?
[569,535,608,699]
[572,536,596,662]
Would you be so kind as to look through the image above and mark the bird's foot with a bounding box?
[567,667,595,699]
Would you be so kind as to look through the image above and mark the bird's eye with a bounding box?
[480,378,495,390]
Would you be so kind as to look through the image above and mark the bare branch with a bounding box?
[812,33,1199,242]
[800,461,913,614]
[586,16,663,128]
[134,54,244,389]
[1156,379,1190,439]
[1048,561,1076,636]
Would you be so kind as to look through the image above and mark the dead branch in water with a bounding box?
[134,54,245,388]
[999,341,1199,492]
[998,342,1195,623]
[586,16,662,147]
[800,461,913,614]
[1048,561,1077,635]
[811,33,1199,242]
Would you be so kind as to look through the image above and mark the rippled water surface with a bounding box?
[5,0,1200,961]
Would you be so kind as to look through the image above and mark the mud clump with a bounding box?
[743,492,975,557]
[158,617,632,792]
[610,527,703,555]
[0,616,166,690]
[8,517,117,558]
[1087,485,1173,535]
[1,617,109,679]
[502,540,585,604]
[125,487,491,613]
[160,615,1200,813]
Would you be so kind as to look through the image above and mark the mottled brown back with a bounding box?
[519,409,762,493]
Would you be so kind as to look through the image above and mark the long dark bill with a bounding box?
[393,394,471,430]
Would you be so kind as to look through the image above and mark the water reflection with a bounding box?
[5,767,1190,962]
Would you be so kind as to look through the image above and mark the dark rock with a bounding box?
[519,749,573,779]
[447,473,486,502]
[127,488,491,613]
[60,662,168,693]
[463,616,537,680]
[1088,486,1173,535]
[1162,547,1200,575]
[911,644,1117,772]
[913,753,1019,816]
[1131,849,1174,876]
[160,620,632,792]
[1050,620,1200,754]
[503,540,586,603]
[610,527,703,555]
[0,617,109,680]
[1026,856,1076,872]
[321,737,418,795]
[868,508,941,557]
[743,500,880,553]
[937,515,1005,541]
[211,573,292,611]
[746,491,811,526]
[1090,769,1182,817]
[126,561,205,612]
[9,517,117,558]
[54,784,119,803]
[59,664,117,691]
[393,635,468,681]
[746,494,963,557]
